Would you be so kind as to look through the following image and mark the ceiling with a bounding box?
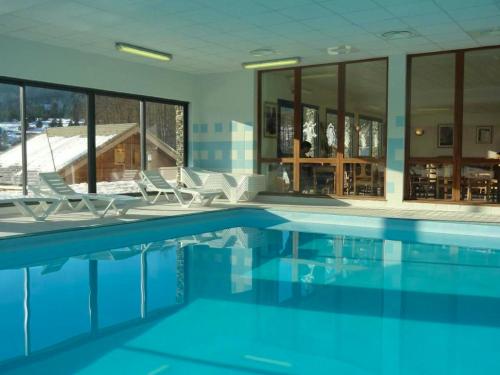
[1,0,500,74]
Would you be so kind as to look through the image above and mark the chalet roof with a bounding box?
[0,124,137,173]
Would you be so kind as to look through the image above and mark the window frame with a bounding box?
[0,75,188,195]
[404,44,500,205]
[257,57,388,199]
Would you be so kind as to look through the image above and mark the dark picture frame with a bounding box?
[476,126,493,144]
[437,124,453,148]
[263,101,277,138]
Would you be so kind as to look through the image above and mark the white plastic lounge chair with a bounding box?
[137,170,221,208]
[181,167,266,203]
[35,172,141,218]
[0,195,61,221]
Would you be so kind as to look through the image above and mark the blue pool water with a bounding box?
[1,210,500,374]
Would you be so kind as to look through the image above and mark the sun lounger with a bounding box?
[35,172,141,217]
[180,167,265,203]
[137,170,221,208]
[0,195,61,221]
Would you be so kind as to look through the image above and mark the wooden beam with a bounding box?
[452,51,464,201]
[293,68,301,192]
[336,63,346,196]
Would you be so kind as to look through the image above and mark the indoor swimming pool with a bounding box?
[0,209,499,374]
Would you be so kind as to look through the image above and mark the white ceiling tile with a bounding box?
[458,16,500,30]
[413,23,464,36]
[447,4,500,21]
[278,3,335,21]
[318,0,380,14]
[385,1,443,17]
[401,13,455,27]
[433,0,498,11]
[341,8,394,24]
[360,18,410,33]
[0,0,497,74]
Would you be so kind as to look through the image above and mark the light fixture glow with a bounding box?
[327,45,357,55]
[415,128,425,136]
[115,42,172,62]
[242,57,300,70]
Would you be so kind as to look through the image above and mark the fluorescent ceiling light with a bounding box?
[242,57,300,69]
[115,42,172,62]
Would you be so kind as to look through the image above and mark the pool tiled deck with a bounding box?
[0,199,499,239]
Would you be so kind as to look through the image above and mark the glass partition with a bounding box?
[301,65,338,158]
[258,59,387,199]
[261,70,294,159]
[95,95,140,193]
[461,164,499,203]
[409,53,455,159]
[344,163,385,196]
[146,101,182,181]
[345,60,387,160]
[300,163,336,195]
[261,162,293,193]
[407,46,500,203]
[25,87,88,190]
[0,84,21,193]
[408,163,453,200]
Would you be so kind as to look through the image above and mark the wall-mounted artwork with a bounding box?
[263,102,277,138]
[476,126,493,144]
[437,124,453,148]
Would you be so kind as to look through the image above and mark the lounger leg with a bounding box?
[172,189,190,208]
[101,199,118,216]
[151,191,164,204]
[13,201,45,221]
[81,197,104,218]
[137,183,150,202]
[201,195,217,206]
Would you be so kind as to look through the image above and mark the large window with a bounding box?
[260,69,295,160]
[407,53,455,200]
[258,58,387,198]
[0,83,21,193]
[95,95,140,193]
[344,60,387,197]
[0,78,187,205]
[26,87,88,188]
[146,101,183,182]
[406,47,500,204]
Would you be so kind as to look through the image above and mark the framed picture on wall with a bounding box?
[437,124,453,148]
[263,102,277,137]
[476,126,493,144]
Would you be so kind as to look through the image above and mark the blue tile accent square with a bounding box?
[200,123,208,133]
[193,123,199,133]
[214,122,223,132]
[387,181,395,194]
[395,115,405,128]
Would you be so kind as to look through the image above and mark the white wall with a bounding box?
[0,35,197,103]
[190,70,255,173]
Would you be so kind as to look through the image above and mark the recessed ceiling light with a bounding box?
[249,48,277,57]
[327,45,357,55]
[380,30,416,40]
[242,57,300,70]
[115,42,172,62]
